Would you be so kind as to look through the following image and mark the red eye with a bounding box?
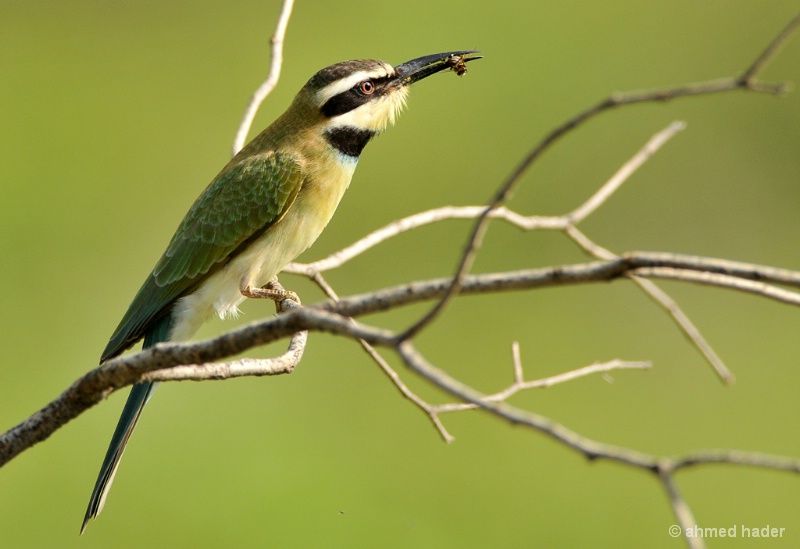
[359,81,375,94]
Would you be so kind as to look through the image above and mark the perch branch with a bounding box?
[5,251,800,466]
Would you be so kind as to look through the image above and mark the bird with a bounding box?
[81,50,482,533]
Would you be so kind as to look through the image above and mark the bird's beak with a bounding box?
[390,50,482,87]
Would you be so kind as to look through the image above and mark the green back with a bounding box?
[101,151,304,362]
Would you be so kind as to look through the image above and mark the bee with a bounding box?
[445,53,469,76]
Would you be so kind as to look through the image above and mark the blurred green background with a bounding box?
[3,1,800,547]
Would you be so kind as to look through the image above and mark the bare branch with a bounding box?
[6,249,800,466]
[629,276,735,384]
[661,474,705,549]
[231,0,295,156]
[0,306,390,468]
[634,266,800,307]
[626,252,800,287]
[434,344,651,415]
[284,206,565,276]
[314,256,800,319]
[283,120,689,277]
[144,292,306,382]
[400,16,798,341]
[670,449,800,474]
[305,271,455,442]
[394,339,800,473]
[143,354,298,382]
[566,226,736,383]
[567,121,686,224]
[5,14,800,545]
[739,11,800,85]
[359,339,455,443]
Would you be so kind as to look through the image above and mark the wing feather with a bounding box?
[101,151,304,362]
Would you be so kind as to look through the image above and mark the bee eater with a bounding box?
[81,50,481,533]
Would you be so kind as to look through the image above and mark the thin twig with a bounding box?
[634,266,800,307]
[231,0,295,156]
[142,354,299,382]
[661,474,704,549]
[360,339,454,443]
[306,271,455,442]
[395,340,800,472]
[567,121,686,223]
[567,225,735,383]
[739,11,800,84]
[282,121,684,276]
[560,118,736,385]
[629,276,735,384]
[627,252,800,287]
[434,354,651,415]
[284,206,565,275]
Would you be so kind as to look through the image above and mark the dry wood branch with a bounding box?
[5,251,800,467]
[434,356,652,415]
[566,121,686,223]
[400,13,799,341]
[662,474,704,549]
[284,206,565,275]
[231,0,295,156]
[320,254,800,319]
[566,226,736,383]
[4,11,800,549]
[144,285,306,382]
[628,276,734,384]
[394,339,800,473]
[305,271,455,442]
[634,266,800,307]
[626,252,800,287]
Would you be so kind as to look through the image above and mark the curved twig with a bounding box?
[231,0,295,156]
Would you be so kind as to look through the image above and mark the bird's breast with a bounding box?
[170,154,357,341]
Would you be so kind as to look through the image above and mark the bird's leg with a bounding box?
[241,277,300,312]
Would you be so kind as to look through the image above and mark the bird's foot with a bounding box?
[241,278,300,312]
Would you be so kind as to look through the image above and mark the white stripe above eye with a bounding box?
[315,62,395,106]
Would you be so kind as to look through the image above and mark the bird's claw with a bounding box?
[241,282,300,312]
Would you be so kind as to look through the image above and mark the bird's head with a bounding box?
[279,51,481,158]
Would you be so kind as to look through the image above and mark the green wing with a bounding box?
[101,151,304,362]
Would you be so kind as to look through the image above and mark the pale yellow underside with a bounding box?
[169,156,358,342]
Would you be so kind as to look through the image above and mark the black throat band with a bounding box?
[325,127,376,158]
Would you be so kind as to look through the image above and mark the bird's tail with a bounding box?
[80,313,172,534]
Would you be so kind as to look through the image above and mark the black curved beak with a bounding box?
[390,50,482,87]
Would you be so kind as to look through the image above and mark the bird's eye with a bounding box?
[359,81,375,94]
